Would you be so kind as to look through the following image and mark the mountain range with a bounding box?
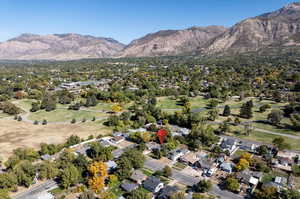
[1,2,300,60]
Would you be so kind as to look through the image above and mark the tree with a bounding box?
[17,116,22,121]
[208,99,219,108]
[256,145,269,156]
[170,192,185,199]
[236,158,250,171]
[188,124,219,148]
[112,104,122,113]
[208,109,219,121]
[281,189,300,199]
[194,180,212,193]
[162,166,172,177]
[108,175,119,188]
[267,109,284,125]
[223,105,231,116]
[290,113,300,130]
[239,101,253,119]
[292,165,300,176]
[0,102,21,115]
[115,158,132,180]
[272,137,291,150]
[87,142,113,162]
[244,122,253,136]
[40,94,56,112]
[0,172,17,190]
[42,119,47,125]
[88,162,108,193]
[79,191,96,199]
[0,189,10,199]
[253,186,277,199]
[30,102,40,112]
[38,161,59,180]
[128,189,151,199]
[60,164,80,189]
[13,160,36,187]
[121,149,145,169]
[71,118,76,124]
[259,104,271,113]
[225,177,240,192]
[65,135,81,147]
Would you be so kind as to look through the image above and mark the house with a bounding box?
[168,148,189,163]
[236,170,262,188]
[130,170,147,184]
[129,128,147,133]
[197,159,217,177]
[220,162,234,173]
[220,138,238,154]
[180,152,200,166]
[41,154,52,161]
[274,176,287,188]
[263,177,287,191]
[146,142,161,151]
[216,154,227,164]
[277,150,298,160]
[110,136,125,144]
[239,142,258,152]
[24,191,54,199]
[273,156,293,171]
[120,181,139,192]
[106,160,117,172]
[143,176,164,193]
[157,186,179,199]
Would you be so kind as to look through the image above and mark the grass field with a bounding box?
[236,131,300,150]
[0,119,112,159]
[28,108,107,122]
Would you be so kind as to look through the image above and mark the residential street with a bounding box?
[144,157,244,199]
[12,180,57,199]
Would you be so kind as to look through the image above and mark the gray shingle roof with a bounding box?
[143,176,161,192]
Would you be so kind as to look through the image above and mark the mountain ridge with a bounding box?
[1,2,300,60]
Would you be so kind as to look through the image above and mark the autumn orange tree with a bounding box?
[88,162,108,193]
[112,104,122,113]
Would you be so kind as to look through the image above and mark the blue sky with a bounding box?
[0,0,296,44]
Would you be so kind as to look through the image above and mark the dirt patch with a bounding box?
[0,120,111,159]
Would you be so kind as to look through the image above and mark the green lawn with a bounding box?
[28,109,107,122]
[157,97,180,109]
[262,170,289,183]
[236,131,300,150]
[11,99,36,112]
[0,112,10,118]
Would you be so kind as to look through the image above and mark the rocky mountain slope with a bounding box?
[1,2,300,59]
[0,33,125,60]
[118,26,227,57]
[204,2,300,54]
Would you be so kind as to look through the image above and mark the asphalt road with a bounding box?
[144,157,243,199]
[12,180,57,199]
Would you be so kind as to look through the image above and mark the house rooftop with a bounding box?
[157,186,179,199]
[130,170,147,182]
[120,181,139,192]
[143,176,162,192]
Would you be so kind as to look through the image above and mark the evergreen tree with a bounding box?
[240,101,253,119]
[223,105,231,116]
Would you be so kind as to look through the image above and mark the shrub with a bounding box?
[17,116,22,121]
[42,119,47,125]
